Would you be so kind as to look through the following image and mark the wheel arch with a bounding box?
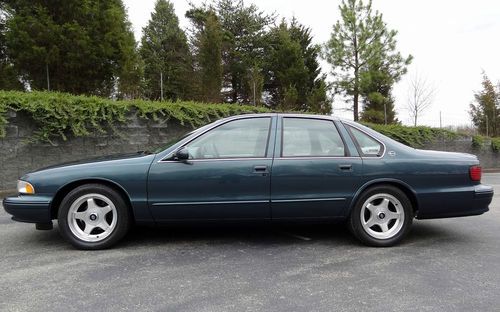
[348,179,419,216]
[50,178,134,221]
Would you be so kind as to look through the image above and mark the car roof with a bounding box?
[218,112,341,122]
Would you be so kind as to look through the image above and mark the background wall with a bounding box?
[0,110,190,190]
[1,111,498,190]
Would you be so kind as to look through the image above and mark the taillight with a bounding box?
[469,166,482,182]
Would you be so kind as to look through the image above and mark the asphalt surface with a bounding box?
[1,175,500,312]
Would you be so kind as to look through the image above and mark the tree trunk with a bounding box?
[353,92,359,121]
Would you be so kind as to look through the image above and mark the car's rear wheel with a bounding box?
[348,185,413,247]
[57,184,130,250]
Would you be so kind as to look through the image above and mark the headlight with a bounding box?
[17,180,35,194]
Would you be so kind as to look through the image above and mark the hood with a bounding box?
[32,151,154,172]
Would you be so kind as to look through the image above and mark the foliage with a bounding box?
[0,91,270,143]
[359,64,399,124]
[323,0,412,121]
[140,0,193,101]
[491,138,500,153]
[470,72,500,137]
[186,9,224,103]
[0,3,23,91]
[472,135,485,148]
[4,0,140,97]
[364,123,459,148]
[265,19,330,113]
[188,0,275,104]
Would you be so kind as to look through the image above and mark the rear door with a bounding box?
[270,117,363,219]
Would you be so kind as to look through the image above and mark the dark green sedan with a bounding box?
[3,114,493,249]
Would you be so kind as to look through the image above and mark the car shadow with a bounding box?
[114,220,469,249]
[12,219,471,250]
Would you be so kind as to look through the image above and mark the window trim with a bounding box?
[345,123,386,158]
[280,117,349,158]
[161,116,273,161]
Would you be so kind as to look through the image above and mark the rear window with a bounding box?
[347,125,384,157]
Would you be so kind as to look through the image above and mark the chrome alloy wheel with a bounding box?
[360,193,405,240]
[67,193,117,242]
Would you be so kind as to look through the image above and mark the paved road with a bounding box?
[1,175,500,312]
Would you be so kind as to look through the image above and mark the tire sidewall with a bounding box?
[349,185,413,247]
[58,184,130,250]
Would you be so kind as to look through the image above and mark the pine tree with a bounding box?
[4,0,140,96]
[470,73,499,136]
[188,0,274,104]
[140,0,193,101]
[186,8,223,103]
[0,3,22,90]
[324,0,411,120]
[265,19,330,113]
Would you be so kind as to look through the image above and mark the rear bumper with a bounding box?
[416,184,493,219]
[3,195,52,223]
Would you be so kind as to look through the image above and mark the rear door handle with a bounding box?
[339,164,352,171]
[253,165,269,175]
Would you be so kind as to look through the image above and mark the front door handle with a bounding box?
[339,164,352,171]
[253,165,269,175]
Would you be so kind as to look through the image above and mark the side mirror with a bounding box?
[174,147,190,161]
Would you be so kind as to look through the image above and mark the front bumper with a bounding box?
[3,195,52,223]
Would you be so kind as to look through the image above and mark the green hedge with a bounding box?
[0,91,477,148]
[0,91,270,143]
[364,123,460,147]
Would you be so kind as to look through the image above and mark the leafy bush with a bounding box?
[472,135,485,148]
[0,91,270,143]
[363,123,459,147]
[491,138,500,152]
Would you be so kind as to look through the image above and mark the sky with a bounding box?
[123,0,500,127]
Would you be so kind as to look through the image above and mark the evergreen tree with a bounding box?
[4,0,141,96]
[0,3,23,90]
[265,21,309,110]
[186,8,223,103]
[265,19,330,113]
[188,0,274,104]
[140,0,192,101]
[470,73,499,137]
[359,64,398,124]
[323,0,411,120]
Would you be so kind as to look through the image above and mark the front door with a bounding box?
[271,117,363,219]
[148,116,275,221]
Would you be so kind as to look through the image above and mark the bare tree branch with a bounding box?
[407,71,436,126]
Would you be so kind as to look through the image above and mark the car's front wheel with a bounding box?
[58,184,131,250]
[348,185,413,247]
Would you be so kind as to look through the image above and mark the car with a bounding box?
[3,113,494,249]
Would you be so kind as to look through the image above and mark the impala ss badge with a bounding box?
[388,151,396,157]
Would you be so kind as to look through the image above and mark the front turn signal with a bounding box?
[17,180,35,194]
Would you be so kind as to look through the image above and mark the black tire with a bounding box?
[348,185,413,247]
[57,183,131,250]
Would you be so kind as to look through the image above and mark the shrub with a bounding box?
[491,138,500,152]
[0,91,270,143]
[472,135,485,148]
[363,123,459,147]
